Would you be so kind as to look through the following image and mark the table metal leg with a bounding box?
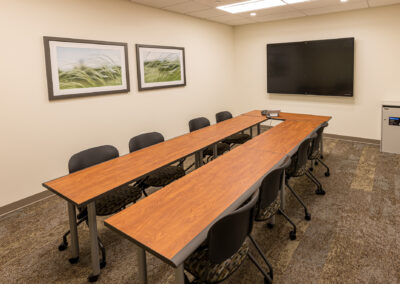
[137,247,148,284]
[213,144,218,159]
[194,152,200,169]
[67,202,79,263]
[87,202,101,282]
[250,126,253,138]
[281,171,286,211]
[257,123,261,135]
[175,264,185,284]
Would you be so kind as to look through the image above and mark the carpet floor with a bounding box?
[0,136,399,283]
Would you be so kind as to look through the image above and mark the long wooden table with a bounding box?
[42,114,266,281]
[104,111,331,284]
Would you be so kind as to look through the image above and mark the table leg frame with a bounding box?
[67,202,79,262]
[175,264,185,284]
[213,144,218,159]
[137,247,148,284]
[87,202,101,282]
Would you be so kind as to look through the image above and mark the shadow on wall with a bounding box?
[268,93,355,105]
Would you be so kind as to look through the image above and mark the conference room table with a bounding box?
[104,111,331,284]
[42,114,266,281]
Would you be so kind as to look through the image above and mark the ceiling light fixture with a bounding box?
[217,0,285,14]
[283,0,309,3]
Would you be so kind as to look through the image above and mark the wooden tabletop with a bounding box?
[242,110,331,123]
[243,119,324,154]
[43,115,266,206]
[104,146,285,266]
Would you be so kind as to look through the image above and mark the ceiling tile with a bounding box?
[187,8,227,18]
[130,0,188,8]
[368,0,400,7]
[254,10,306,22]
[130,0,400,26]
[303,1,368,15]
[163,1,211,13]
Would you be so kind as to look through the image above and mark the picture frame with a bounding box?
[43,36,130,100]
[136,44,186,91]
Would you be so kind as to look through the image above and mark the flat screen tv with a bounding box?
[267,38,354,97]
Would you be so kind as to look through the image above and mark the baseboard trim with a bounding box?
[324,133,380,145]
[0,191,54,218]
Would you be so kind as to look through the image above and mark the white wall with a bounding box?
[0,0,237,206]
[234,4,400,140]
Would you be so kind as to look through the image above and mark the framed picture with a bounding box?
[43,36,130,100]
[136,44,186,91]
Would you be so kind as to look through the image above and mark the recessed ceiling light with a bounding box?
[250,12,257,16]
[340,0,348,2]
[217,0,285,14]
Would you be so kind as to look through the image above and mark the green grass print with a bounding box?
[58,65,122,90]
[144,60,181,83]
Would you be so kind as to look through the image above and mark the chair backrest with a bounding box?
[68,145,119,174]
[295,135,316,169]
[207,190,259,264]
[258,156,291,209]
[215,111,233,123]
[129,132,165,153]
[310,122,328,155]
[188,117,210,132]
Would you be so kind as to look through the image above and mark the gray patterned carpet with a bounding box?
[1,136,399,283]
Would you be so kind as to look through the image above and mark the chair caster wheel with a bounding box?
[320,155,324,159]
[68,257,79,264]
[264,277,272,284]
[58,243,68,251]
[100,261,106,269]
[325,171,330,177]
[88,274,99,282]
[315,188,326,195]
[309,167,313,171]
[289,231,296,240]
[305,213,311,221]
[315,161,319,166]
[267,223,274,229]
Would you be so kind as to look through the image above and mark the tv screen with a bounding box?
[267,38,354,97]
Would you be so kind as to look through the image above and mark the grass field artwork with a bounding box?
[44,37,129,100]
[136,45,186,91]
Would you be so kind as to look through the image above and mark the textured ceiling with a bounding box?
[129,0,400,25]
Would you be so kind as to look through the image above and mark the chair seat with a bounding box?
[144,166,185,187]
[256,195,281,221]
[184,241,249,283]
[223,133,251,145]
[78,184,142,217]
[203,142,230,157]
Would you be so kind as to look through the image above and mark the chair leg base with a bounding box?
[100,261,106,269]
[315,188,326,195]
[88,274,99,282]
[267,223,274,229]
[325,171,330,177]
[264,276,272,284]
[289,231,296,240]
[68,257,79,264]
[58,243,68,251]
[305,212,311,221]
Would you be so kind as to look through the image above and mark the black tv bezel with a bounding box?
[266,37,355,97]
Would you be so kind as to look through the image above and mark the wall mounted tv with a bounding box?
[267,37,354,97]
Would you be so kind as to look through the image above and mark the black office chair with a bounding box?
[256,156,297,240]
[184,190,273,283]
[285,136,320,222]
[189,117,230,162]
[309,122,330,177]
[129,132,185,196]
[58,145,142,269]
[215,111,251,146]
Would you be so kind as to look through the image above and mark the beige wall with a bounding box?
[234,4,400,140]
[0,0,237,206]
